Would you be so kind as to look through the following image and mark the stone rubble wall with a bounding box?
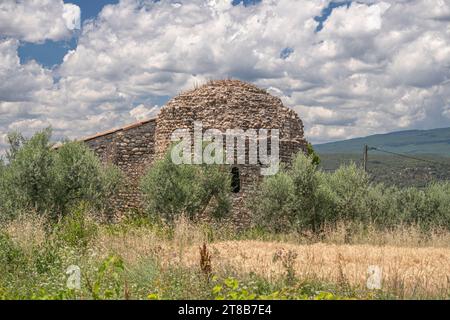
[155,80,307,159]
[155,80,308,226]
[82,80,308,226]
[84,119,156,218]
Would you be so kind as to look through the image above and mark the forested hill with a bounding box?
[314,127,450,156]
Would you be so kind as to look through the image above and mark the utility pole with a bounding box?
[363,144,368,172]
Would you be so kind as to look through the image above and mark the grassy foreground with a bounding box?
[1,212,449,300]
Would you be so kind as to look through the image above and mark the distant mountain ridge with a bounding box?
[313,127,450,156]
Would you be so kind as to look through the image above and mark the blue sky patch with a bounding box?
[314,1,352,32]
[17,0,119,69]
[231,0,262,7]
[18,38,78,69]
[66,0,119,22]
[280,47,294,60]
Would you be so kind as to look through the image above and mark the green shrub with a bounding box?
[252,152,450,232]
[251,171,295,232]
[33,241,63,275]
[0,232,26,273]
[86,255,125,300]
[323,174,450,230]
[423,182,450,229]
[140,150,231,222]
[54,203,98,248]
[395,182,450,230]
[289,154,330,231]
[251,153,330,232]
[0,129,54,218]
[306,143,321,166]
[364,183,401,228]
[0,157,4,175]
[321,163,370,223]
[52,141,122,215]
[0,128,122,221]
[0,158,7,219]
[211,277,353,300]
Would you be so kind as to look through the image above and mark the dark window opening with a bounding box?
[231,167,241,193]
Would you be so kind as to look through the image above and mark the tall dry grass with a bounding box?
[307,221,450,248]
[180,240,450,298]
[4,212,47,254]
[3,213,450,299]
[91,218,450,298]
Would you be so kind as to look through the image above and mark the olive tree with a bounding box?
[140,151,231,222]
[0,128,122,221]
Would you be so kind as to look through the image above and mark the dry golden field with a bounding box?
[4,214,450,299]
[89,218,450,299]
[182,241,450,299]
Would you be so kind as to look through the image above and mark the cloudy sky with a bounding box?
[1,0,450,153]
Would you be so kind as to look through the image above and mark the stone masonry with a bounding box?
[80,80,308,225]
[84,119,156,214]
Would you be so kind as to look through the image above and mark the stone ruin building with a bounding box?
[81,80,308,226]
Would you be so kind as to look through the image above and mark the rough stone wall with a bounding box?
[84,119,156,217]
[155,80,308,227]
[155,80,306,159]
[82,80,308,226]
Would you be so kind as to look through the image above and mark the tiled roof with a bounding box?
[52,118,157,149]
[82,118,156,142]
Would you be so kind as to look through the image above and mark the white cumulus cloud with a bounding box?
[0,0,80,42]
[1,0,450,152]
[63,3,81,31]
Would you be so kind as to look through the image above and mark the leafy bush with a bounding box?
[211,277,352,300]
[320,163,371,223]
[423,182,450,229]
[54,202,98,248]
[0,129,54,218]
[0,232,26,273]
[395,183,450,230]
[86,255,125,300]
[364,183,401,228]
[140,150,231,222]
[306,142,320,166]
[0,128,122,221]
[251,153,329,232]
[251,171,295,232]
[361,182,450,230]
[252,151,450,232]
[52,141,122,215]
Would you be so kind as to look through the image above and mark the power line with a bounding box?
[369,146,450,168]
